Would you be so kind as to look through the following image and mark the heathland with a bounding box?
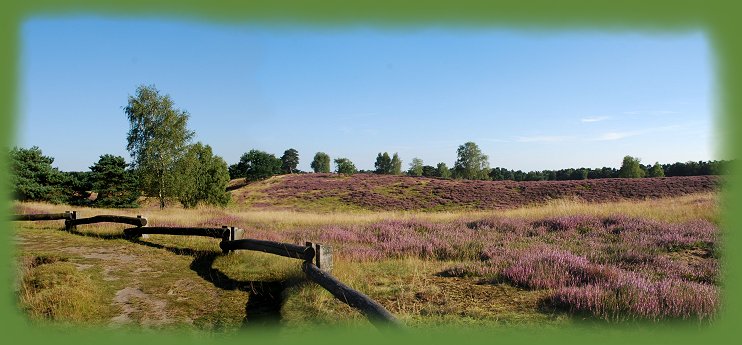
[13,174,722,331]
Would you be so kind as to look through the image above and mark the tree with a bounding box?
[280,148,300,174]
[89,154,139,208]
[436,162,451,179]
[176,143,231,208]
[237,150,282,182]
[374,152,392,174]
[453,142,490,180]
[648,162,665,178]
[408,158,424,176]
[228,163,244,180]
[334,158,357,175]
[311,152,331,173]
[391,153,402,175]
[618,156,645,178]
[421,165,438,177]
[125,85,194,209]
[8,146,67,203]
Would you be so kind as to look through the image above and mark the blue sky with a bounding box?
[18,16,718,172]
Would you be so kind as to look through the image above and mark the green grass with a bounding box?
[11,192,720,331]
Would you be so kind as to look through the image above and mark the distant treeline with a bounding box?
[484,160,729,182]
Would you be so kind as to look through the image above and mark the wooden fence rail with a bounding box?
[302,261,400,327]
[13,212,73,221]
[13,211,401,328]
[220,238,315,261]
[124,227,227,239]
[67,214,147,227]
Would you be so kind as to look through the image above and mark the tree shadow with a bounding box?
[60,227,291,328]
[130,237,287,328]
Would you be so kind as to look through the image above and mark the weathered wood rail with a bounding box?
[13,211,401,328]
[220,238,315,260]
[124,226,227,239]
[67,214,147,227]
[302,261,400,327]
[13,212,73,221]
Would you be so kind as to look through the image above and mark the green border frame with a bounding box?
[1,0,740,344]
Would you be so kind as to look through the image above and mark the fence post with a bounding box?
[221,226,230,254]
[315,243,333,273]
[137,215,149,239]
[231,227,245,241]
[64,211,77,231]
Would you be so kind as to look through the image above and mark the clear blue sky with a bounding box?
[18,16,718,172]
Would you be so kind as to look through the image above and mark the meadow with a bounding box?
[12,174,723,332]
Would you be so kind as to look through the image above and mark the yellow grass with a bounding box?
[14,192,719,230]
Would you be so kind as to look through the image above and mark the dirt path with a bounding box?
[14,227,248,330]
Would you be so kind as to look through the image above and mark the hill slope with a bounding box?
[230,174,720,212]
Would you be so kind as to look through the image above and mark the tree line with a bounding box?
[9,85,730,208]
[10,85,230,209]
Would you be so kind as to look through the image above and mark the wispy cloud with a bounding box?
[591,124,682,141]
[623,110,678,116]
[515,135,573,143]
[581,116,610,123]
[594,131,643,141]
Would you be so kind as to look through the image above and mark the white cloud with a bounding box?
[594,131,642,141]
[623,110,678,116]
[581,116,610,123]
[515,135,573,143]
[592,125,682,141]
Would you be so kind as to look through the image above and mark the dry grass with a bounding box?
[13,192,720,230]
[11,192,721,330]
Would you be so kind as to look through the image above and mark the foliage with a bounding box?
[453,142,490,180]
[176,143,231,208]
[8,146,68,203]
[618,156,645,178]
[390,153,402,175]
[334,158,357,175]
[89,154,139,208]
[437,162,451,179]
[421,165,438,177]
[237,149,282,182]
[310,152,331,173]
[228,163,244,180]
[649,162,665,178]
[408,158,424,176]
[124,84,195,209]
[374,152,392,174]
[280,148,300,174]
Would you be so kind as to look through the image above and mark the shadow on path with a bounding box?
[131,238,287,328]
[57,227,290,328]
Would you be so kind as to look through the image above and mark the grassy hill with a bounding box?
[229,174,721,212]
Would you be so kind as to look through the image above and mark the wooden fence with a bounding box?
[12,211,400,328]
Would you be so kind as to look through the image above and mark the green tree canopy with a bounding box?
[391,153,402,175]
[125,84,194,209]
[90,154,139,208]
[436,162,451,179]
[618,156,646,178]
[374,152,392,174]
[453,142,490,180]
[334,158,357,175]
[280,148,300,174]
[648,162,665,178]
[311,152,331,173]
[176,143,231,208]
[408,158,424,176]
[237,149,282,182]
[8,146,67,203]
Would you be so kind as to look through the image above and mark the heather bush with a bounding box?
[210,211,720,321]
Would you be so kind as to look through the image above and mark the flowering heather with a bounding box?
[254,173,720,211]
[545,275,718,321]
[233,214,720,320]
